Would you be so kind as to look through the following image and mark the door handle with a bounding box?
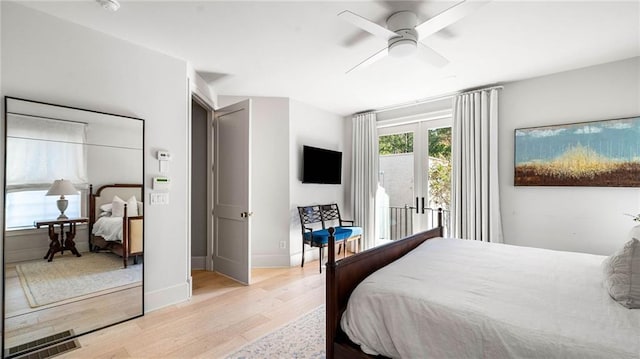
[240,211,253,218]
[415,197,419,214]
[421,197,425,214]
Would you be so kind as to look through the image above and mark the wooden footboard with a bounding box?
[326,223,444,359]
[122,205,143,268]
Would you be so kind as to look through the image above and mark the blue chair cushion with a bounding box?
[303,226,363,246]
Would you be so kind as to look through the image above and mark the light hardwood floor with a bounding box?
[57,259,326,358]
[4,259,142,350]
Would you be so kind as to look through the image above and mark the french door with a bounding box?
[377,118,451,241]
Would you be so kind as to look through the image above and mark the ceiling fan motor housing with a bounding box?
[387,11,418,57]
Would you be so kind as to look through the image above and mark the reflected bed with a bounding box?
[89,184,143,268]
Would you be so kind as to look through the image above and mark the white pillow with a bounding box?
[99,203,112,212]
[602,238,640,309]
[137,201,144,216]
[127,196,139,217]
[111,196,126,217]
[111,195,139,217]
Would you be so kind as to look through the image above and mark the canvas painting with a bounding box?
[514,117,640,187]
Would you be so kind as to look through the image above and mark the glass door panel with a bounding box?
[423,126,452,235]
[378,126,416,242]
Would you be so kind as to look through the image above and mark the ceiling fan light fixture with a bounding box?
[96,0,120,12]
[389,38,417,57]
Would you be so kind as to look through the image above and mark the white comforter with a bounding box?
[92,216,123,242]
[341,237,640,359]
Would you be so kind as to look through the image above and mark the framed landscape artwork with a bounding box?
[514,116,640,187]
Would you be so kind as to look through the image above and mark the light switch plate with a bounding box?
[150,192,169,205]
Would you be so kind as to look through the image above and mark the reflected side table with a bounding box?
[34,218,88,262]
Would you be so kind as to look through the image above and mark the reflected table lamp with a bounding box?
[46,179,78,219]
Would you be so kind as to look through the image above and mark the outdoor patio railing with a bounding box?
[386,206,450,241]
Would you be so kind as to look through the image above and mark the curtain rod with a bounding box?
[354,84,503,116]
[459,84,504,95]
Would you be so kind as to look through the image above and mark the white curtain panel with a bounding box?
[451,88,503,243]
[351,112,379,250]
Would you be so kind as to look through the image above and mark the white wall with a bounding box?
[500,57,640,255]
[1,2,191,311]
[289,99,346,265]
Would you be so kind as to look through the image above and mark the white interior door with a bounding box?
[213,99,251,285]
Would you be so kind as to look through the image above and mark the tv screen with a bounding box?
[302,145,342,184]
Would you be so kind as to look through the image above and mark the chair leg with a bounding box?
[319,247,323,273]
[301,243,305,268]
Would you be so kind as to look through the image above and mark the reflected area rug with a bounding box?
[16,252,142,307]
[227,305,326,359]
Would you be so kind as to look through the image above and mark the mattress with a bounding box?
[340,237,640,358]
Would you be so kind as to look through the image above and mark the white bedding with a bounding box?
[340,237,640,358]
[92,216,123,242]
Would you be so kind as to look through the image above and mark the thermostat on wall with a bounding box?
[153,176,171,190]
[157,150,171,173]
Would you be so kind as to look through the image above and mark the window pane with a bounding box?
[378,132,414,155]
[427,127,451,210]
[379,132,415,241]
[5,190,81,229]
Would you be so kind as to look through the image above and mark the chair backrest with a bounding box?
[298,205,325,231]
[320,204,342,227]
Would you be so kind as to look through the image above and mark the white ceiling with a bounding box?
[16,1,640,116]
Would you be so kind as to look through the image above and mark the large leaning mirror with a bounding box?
[2,97,144,358]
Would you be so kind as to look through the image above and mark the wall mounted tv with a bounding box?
[302,145,342,184]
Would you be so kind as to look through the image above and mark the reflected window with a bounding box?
[5,190,82,229]
[5,114,88,228]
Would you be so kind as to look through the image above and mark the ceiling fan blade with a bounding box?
[346,47,389,74]
[338,10,397,40]
[415,1,490,40]
[417,43,449,68]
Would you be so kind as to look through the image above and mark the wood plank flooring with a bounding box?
[4,259,142,351]
[56,259,326,358]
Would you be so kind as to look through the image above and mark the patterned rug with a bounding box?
[16,252,142,307]
[226,305,326,359]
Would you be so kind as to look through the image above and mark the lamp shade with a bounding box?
[46,179,78,196]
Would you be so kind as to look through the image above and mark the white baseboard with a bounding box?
[191,256,206,270]
[144,281,190,313]
[251,253,291,268]
[289,248,321,267]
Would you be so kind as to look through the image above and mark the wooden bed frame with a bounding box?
[326,212,444,359]
[88,184,143,268]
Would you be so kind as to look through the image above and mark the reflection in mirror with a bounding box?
[3,97,144,358]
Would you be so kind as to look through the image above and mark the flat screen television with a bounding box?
[302,145,342,184]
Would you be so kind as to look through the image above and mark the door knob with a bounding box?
[240,211,253,218]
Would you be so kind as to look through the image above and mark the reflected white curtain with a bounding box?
[351,112,379,250]
[451,88,503,243]
[6,114,88,191]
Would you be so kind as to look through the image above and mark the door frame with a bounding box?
[188,90,216,287]
[192,94,215,272]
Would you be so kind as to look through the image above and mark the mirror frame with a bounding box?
[2,96,145,358]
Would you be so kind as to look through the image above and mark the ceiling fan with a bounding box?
[338,1,489,73]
